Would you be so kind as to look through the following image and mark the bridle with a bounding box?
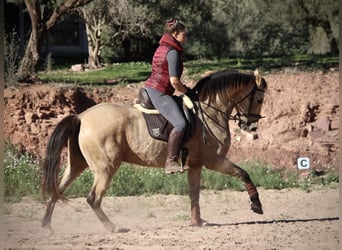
[195,84,265,146]
[233,85,266,128]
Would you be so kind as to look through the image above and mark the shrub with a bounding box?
[4,142,339,202]
[4,141,42,201]
[4,30,21,86]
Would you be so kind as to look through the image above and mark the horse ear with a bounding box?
[254,69,262,87]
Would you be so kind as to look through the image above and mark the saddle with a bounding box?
[136,88,196,143]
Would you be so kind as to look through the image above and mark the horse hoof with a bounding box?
[114,227,130,233]
[108,224,129,233]
[191,219,207,227]
[250,193,263,214]
[251,203,263,214]
[42,223,55,235]
[201,219,209,226]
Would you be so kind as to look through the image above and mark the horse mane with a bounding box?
[193,70,258,104]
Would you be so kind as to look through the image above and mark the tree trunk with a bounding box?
[84,18,103,70]
[19,0,94,82]
[18,0,44,82]
[18,26,45,82]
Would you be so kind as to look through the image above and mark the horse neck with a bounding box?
[200,96,233,122]
[198,98,232,155]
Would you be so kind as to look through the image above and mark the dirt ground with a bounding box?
[3,69,340,249]
[3,187,339,249]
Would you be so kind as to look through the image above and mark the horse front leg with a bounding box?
[245,180,263,214]
[187,166,203,226]
[206,156,263,215]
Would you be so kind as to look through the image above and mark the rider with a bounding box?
[144,18,188,174]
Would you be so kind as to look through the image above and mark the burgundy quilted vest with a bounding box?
[145,34,184,95]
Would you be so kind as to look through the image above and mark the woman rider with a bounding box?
[144,18,188,174]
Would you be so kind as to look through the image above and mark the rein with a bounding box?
[197,101,231,147]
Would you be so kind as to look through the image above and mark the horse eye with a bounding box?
[257,98,263,104]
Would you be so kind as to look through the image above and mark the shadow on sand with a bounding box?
[204,217,339,227]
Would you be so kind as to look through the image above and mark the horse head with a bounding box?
[233,69,267,131]
[190,69,267,132]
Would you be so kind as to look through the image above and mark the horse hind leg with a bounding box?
[42,197,57,233]
[86,162,127,233]
[42,161,88,231]
[42,138,88,231]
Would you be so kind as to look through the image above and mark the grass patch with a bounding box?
[37,55,338,85]
[185,55,338,80]
[62,165,189,197]
[4,142,339,202]
[38,61,151,85]
[4,141,42,202]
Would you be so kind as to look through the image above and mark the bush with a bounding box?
[107,165,189,196]
[4,142,42,201]
[4,30,21,86]
[4,141,339,202]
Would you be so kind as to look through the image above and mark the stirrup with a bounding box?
[165,158,186,174]
[181,165,190,172]
[165,162,189,174]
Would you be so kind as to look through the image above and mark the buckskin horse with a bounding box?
[41,69,267,232]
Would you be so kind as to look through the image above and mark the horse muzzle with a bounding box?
[238,114,265,132]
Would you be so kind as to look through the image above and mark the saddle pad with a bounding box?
[142,113,173,142]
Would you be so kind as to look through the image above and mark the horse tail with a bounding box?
[41,115,81,201]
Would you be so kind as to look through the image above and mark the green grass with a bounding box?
[4,141,42,202]
[185,54,339,80]
[38,61,151,85]
[4,142,339,202]
[37,55,338,85]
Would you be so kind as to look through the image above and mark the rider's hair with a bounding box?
[164,18,186,34]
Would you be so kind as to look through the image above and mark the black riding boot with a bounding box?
[165,130,184,174]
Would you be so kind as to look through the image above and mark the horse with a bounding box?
[41,69,267,232]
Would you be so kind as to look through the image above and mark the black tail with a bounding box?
[41,115,81,200]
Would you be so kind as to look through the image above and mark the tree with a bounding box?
[77,1,107,69]
[251,0,338,56]
[78,0,153,68]
[18,0,93,82]
[297,0,339,54]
